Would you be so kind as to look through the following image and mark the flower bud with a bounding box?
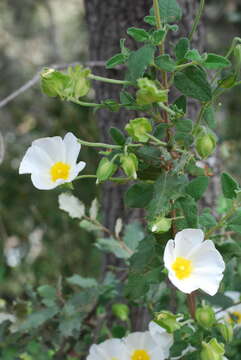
[66,65,91,99]
[234,44,241,66]
[136,78,168,105]
[154,311,182,333]
[112,303,129,321]
[196,133,216,158]
[217,322,233,344]
[195,305,215,329]
[120,153,138,179]
[96,157,117,181]
[201,339,225,360]
[41,68,69,97]
[125,117,152,143]
[149,217,172,234]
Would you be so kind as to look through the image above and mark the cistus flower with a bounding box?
[87,338,127,360]
[164,229,225,295]
[124,331,170,360]
[19,132,86,190]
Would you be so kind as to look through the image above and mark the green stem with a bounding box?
[145,133,167,146]
[70,98,99,107]
[75,174,97,181]
[158,102,176,116]
[189,0,205,41]
[75,174,133,184]
[153,0,162,31]
[205,204,237,238]
[88,74,131,86]
[175,61,197,71]
[78,139,122,149]
[192,103,209,135]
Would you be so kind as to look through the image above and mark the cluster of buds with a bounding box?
[41,65,91,101]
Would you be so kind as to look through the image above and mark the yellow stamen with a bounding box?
[229,311,241,324]
[172,257,193,280]
[131,350,150,360]
[50,162,70,182]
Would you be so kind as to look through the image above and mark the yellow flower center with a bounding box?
[50,162,70,182]
[229,311,241,324]
[131,350,150,360]
[172,257,193,280]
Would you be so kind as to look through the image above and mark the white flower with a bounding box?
[125,331,168,360]
[19,132,86,190]
[148,321,173,358]
[216,291,241,326]
[164,229,225,296]
[58,193,85,219]
[87,338,127,360]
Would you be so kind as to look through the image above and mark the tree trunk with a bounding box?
[84,0,206,329]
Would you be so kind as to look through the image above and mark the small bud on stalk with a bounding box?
[217,322,233,343]
[195,305,215,329]
[136,77,168,105]
[201,338,225,360]
[125,117,152,143]
[112,303,130,321]
[150,217,172,234]
[196,132,217,158]
[120,153,138,179]
[96,158,117,181]
[154,311,182,333]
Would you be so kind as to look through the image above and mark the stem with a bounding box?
[158,102,176,116]
[205,204,237,238]
[88,74,131,86]
[75,174,97,181]
[153,0,162,31]
[175,61,197,71]
[78,139,122,149]
[189,0,205,41]
[145,133,168,146]
[192,103,209,135]
[70,98,99,107]
[187,292,196,319]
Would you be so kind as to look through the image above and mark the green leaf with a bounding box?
[96,237,130,259]
[79,219,100,232]
[227,209,241,233]
[203,105,216,129]
[175,38,190,61]
[221,172,239,199]
[126,45,155,82]
[199,210,217,230]
[120,90,135,105]
[185,49,202,62]
[58,313,82,338]
[20,307,59,331]
[174,66,212,102]
[109,127,126,145]
[144,16,156,26]
[155,54,176,72]
[124,182,154,208]
[123,221,145,251]
[174,118,193,146]
[130,236,157,271]
[37,285,56,307]
[106,53,126,69]
[216,241,241,260]
[203,53,231,70]
[157,0,182,23]
[178,195,198,227]
[127,27,149,42]
[125,268,162,299]
[148,173,187,219]
[185,176,209,201]
[66,274,98,288]
[173,95,187,114]
[101,99,120,112]
[152,30,165,45]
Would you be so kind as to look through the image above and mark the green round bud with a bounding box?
[136,78,168,105]
[112,303,129,321]
[195,305,215,329]
[125,117,152,143]
[120,153,138,179]
[217,322,233,343]
[150,217,172,234]
[196,133,216,158]
[154,311,181,333]
[201,339,225,360]
[41,68,69,97]
[96,157,117,181]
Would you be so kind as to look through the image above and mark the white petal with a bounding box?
[174,229,204,258]
[149,321,173,357]
[190,241,225,273]
[19,145,52,174]
[164,240,175,270]
[168,272,198,294]
[32,136,66,163]
[31,173,57,190]
[125,332,157,352]
[68,161,86,181]
[87,339,126,360]
[63,132,81,165]
[193,272,224,296]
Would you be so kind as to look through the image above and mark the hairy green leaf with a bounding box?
[221,172,239,199]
